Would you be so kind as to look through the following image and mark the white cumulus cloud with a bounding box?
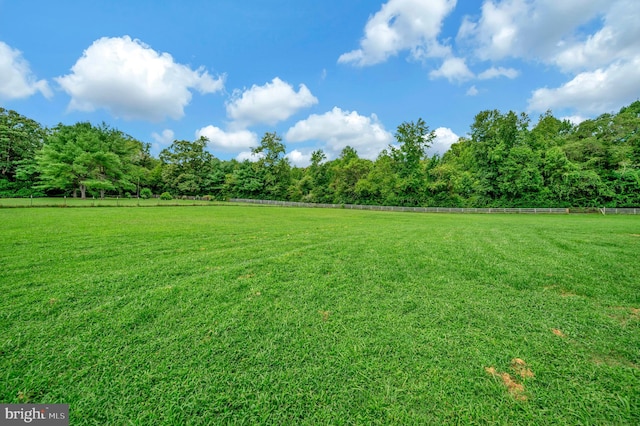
[196,125,258,153]
[428,127,460,156]
[286,149,313,168]
[429,60,519,83]
[478,66,519,80]
[286,107,393,160]
[429,57,474,83]
[151,129,175,152]
[236,151,263,162]
[552,0,640,72]
[561,115,587,126]
[152,129,175,145]
[457,0,611,62]
[226,77,318,128]
[56,36,224,121]
[528,57,640,114]
[338,0,457,66]
[0,41,51,100]
[458,1,640,116]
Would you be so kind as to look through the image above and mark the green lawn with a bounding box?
[1,206,638,424]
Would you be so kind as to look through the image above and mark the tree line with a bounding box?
[1,102,639,207]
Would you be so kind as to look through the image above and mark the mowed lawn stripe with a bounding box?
[1,207,638,424]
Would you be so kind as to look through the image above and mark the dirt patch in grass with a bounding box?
[552,328,566,337]
[501,373,526,400]
[484,367,527,401]
[319,310,331,321]
[511,358,535,378]
[485,358,534,401]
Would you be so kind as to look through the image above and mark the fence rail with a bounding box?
[230,199,640,215]
[1,197,638,214]
[600,208,640,215]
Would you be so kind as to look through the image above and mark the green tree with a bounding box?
[468,110,531,204]
[0,108,48,196]
[429,138,478,207]
[356,151,396,205]
[386,118,435,205]
[390,118,434,177]
[159,137,214,196]
[621,101,640,167]
[540,146,577,205]
[37,122,141,198]
[329,146,372,204]
[129,142,160,197]
[302,149,334,202]
[226,160,263,198]
[205,157,234,199]
[530,111,574,150]
[251,132,291,199]
[497,145,544,206]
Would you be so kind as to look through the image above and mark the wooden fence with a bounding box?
[230,199,640,215]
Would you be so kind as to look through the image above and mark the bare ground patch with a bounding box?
[511,358,535,378]
[552,328,566,337]
[485,358,535,401]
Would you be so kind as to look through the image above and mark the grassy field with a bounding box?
[1,206,639,424]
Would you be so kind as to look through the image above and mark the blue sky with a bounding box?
[1,0,639,166]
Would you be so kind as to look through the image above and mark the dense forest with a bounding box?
[1,102,639,207]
